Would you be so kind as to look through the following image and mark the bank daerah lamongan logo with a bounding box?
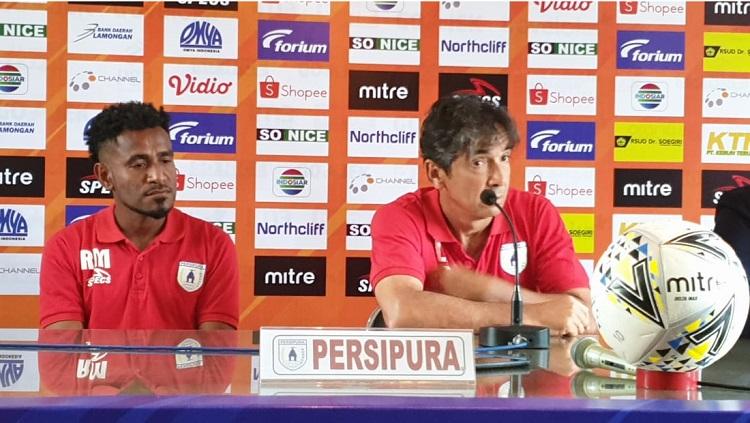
[278,339,306,371]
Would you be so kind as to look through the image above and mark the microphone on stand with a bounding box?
[571,371,636,399]
[478,189,550,349]
[571,337,637,375]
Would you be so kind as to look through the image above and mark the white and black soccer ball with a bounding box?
[591,221,749,372]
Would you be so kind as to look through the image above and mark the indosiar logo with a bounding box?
[273,167,310,197]
[254,256,326,296]
[180,21,222,53]
[0,64,27,94]
[0,208,29,241]
[526,121,595,161]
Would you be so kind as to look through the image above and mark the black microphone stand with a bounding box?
[478,189,550,349]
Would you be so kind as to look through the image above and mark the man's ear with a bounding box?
[424,159,445,189]
[93,162,113,191]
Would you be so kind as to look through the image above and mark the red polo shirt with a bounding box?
[370,187,587,293]
[40,206,239,329]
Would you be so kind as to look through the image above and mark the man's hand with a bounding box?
[526,295,590,337]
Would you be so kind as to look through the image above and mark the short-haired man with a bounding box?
[40,102,238,330]
[370,95,593,336]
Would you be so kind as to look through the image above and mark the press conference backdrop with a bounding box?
[0,1,748,329]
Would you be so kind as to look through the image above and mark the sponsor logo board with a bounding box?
[254,208,327,250]
[0,205,44,247]
[348,70,419,111]
[347,164,418,205]
[258,67,329,110]
[66,158,111,199]
[704,32,750,73]
[614,168,682,207]
[346,210,374,251]
[529,1,598,22]
[349,23,420,65]
[0,157,44,198]
[350,1,421,18]
[617,30,685,70]
[258,20,329,62]
[0,9,47,52]
[527,75,597,116]
[614,122,684,163]
[174,159,236,201]
[255,162,328,204]
[438,73,507,108]
[164,63,237,107]
[528,28,598,70]
[439,26,509,68]
[0,58,47,101]
[169,112,236,154]
[524,167,596,207]
[702,123,750,164]
[67,60,142,104]
[66,108,99,151]
[561,213,595,253]
[617,1,686,25]
[254,256,326,296]
[178,207,236,241]
[705,1,750,25]
[164,1,238,11]
[256,114,329,157]
[348,117,418,158]
[439,1,509,21]
[164,16,238,59]
[611,213,682,241]
[0,253,41,295]
[0,107,45,149]
[65,205,106,226]
[703,78,750,118]
[68,12,144,56]
[345,257,373,297]
[526,121,596,161]
[257,0,330,15]
[614,76,685,117]
[701,170,750,208]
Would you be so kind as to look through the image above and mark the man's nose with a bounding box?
[487,161,504,186]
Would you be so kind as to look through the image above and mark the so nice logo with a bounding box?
[168,73,232,96]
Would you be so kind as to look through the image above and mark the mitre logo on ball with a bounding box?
[591,221,749,372]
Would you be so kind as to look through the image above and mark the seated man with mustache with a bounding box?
[40,102,238,330]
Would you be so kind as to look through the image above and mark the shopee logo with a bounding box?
[620,1,638,14]
[529,83,548,105]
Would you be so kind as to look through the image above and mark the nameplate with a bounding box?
[259,328,475,383]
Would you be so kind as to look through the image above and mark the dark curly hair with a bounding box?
[85,102,170,163]
[421,95,518,173]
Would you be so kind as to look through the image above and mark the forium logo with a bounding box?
[262,29,327,54]
[168,74,232,96]
[254,256,326,296]
[620,39,682,63]
[614,169,682,207]
[0,208,28,239]
[169,121,235,146]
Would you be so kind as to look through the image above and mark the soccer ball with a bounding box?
[591,221,749,372]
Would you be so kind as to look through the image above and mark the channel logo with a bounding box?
[524,167,595,208]
[439,26,509,68]
[703,78,750,118]
[345,257,373,297]
[346,210,375,251]
[257,67,329,110]
[0,253,42,295]
[0,205,44,247]
[164,16,238,59]
[68,60,142,104]
[348,116,419,159]
[0,157,44,198]
[617,31,685,70]
[350,1,421,18]
[65,205,106,226]
[702,123,750,164]
[349,70,419,111]
[527,75,597,116]
[256,114,329,157]
[164,1,238,11]
[529,1,598,23]
[164,64,236,107]
[439,1,509,21]
[179,206,236,242]
[561,213,594,254]
[257,0,330,15]
[704,33,750,73]
[255,162,328,204]
[0,107,46,150]
[67,12,144,56]
[254,208,328,250]
[614,169,682,208]
[66,158,112,199]
[617,1,686,25]
[254,256,326,296]
[526,121,595,161]
[174,159,236,202]
[701,170,750,208]
[615,76,684,117]
[349,23,420,65]
[0,59,45,101]
[614,122,684,163]
[258,20,329,62]
[527,28,598,70]
[705,1,750,26]
[0,9,47,52]
[438,73,507,108]
[347,164,418,205]
[168,112,236,154]
[611,213,682,241]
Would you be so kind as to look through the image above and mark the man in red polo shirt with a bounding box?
[371,95,594,336]
[40,102,238,330]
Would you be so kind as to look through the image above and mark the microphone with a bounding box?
[478,188,550,349]
[571,337,637,375]
[571,371,636,399]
